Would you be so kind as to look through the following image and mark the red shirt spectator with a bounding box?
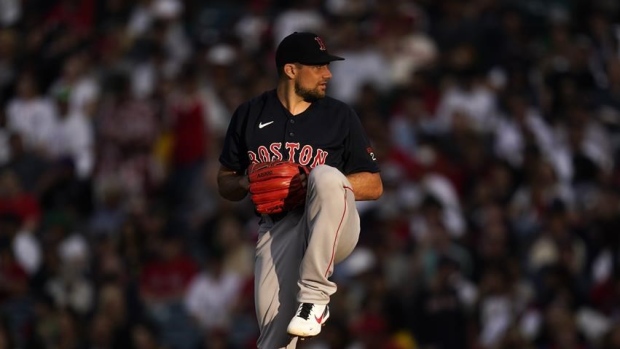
[0,170,40,225]
[0,247,29,302]
[139,235,198,302]
[170,99,207,166]
[45,0,95,34]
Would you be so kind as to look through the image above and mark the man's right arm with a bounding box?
[217,165,249,201]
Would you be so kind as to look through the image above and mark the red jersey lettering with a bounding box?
[270,143,283,161]
[299,145,313,166]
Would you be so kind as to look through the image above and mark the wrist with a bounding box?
[239,175,250,191]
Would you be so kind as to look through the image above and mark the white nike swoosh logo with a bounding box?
[259,121,274,129]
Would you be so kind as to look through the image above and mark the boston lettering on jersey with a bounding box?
[247,143,329,168]
[219,90,379,175]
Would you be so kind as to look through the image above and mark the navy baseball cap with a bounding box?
[275,32,344,67]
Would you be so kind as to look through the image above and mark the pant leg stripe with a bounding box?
[324,187,350,277]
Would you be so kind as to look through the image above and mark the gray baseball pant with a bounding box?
[254,165,360,349]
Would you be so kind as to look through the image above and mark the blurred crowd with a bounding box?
[1,0,620,348]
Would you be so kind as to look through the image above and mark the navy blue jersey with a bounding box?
[219,89,379,175]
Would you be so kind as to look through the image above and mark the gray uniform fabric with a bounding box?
[255,165,360,349]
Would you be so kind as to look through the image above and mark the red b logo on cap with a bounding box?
[314,37,326,51]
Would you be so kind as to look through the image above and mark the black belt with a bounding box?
[261,207,304,224]
[268,212,288,223]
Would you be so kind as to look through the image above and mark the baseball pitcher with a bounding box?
[217,31,383,349]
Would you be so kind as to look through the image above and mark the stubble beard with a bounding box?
[294,81,325,102]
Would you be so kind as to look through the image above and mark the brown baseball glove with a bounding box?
[247,160,310,214]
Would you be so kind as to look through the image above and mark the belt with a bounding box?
[261,207,304,224]
[259,211,292,225]
[268,212,288,223]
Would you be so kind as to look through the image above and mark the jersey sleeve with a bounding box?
[219,103,249,172]
[342,108,380,175]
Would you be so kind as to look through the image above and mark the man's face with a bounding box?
[293,63,332,101]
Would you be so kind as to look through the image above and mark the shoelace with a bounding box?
[298,303,313,320]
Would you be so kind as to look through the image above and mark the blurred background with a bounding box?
[1,0,620,348]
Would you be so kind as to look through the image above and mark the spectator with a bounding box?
[164,63,209,232]
[49,51,100,117]
[44,0,95,36]
[271,0,326,45]
[47,87,95,179]
[389,92,439,156]
[509,158,574,239]
[0,227,28,303]
[1,132,49,193]
[184,249,243,335]
[43,212,94,317]
[435,43,499,134]
[139,231,200,349]
[5,72,58,157]
[474,261,536,349]
[130,320,164,349]
[493,91,555,169]
[328,22,391,104]
[200,44,240,139]
[408,255,468,349]
[212,213,254,279]
[95,72,159,201]
[11,215,41,277]
[91,283,133,348]
[377,2,438,87]
[527,200,586,280]
[139,232,198,305]
[595,58,620,134]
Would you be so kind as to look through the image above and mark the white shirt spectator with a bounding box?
[131,55,176,100]
[272,5,326,46]
[49,110,94,179]
[386,33,438,87]
[184,269,243,331]
[200,83,231,137]
[479,295,513,347]
[50,78,100,117]
[436,83,498,133]
[48,52,100,117]
[421,174,466,239]
[58,232,90,272]
[528,234,586,273]
[553,119,614,176]
[46,274,94,316]
[234,10,270,52]
[46,232,93,315]
[324,0,374,18]
[494,108,555,167]
[6,96,58,153]
[127,0,190,73]
[128,0,183,38]
[329,47,391,104]
[12,228,41,275]
[127,1,151,37]
[0,0,20,27]
[68,77,99,116]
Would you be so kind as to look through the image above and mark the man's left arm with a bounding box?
[346,171,383,201]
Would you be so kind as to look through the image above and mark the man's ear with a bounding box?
[283,63,296,79]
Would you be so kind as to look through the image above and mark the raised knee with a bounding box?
[309,165,347,192]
